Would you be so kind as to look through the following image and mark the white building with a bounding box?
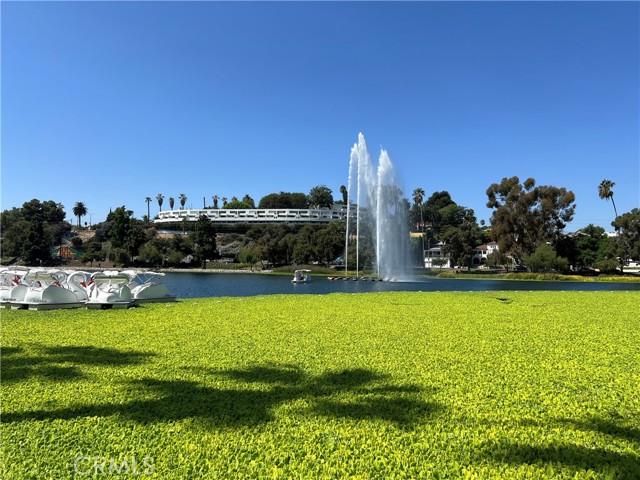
[424,242,452,268]
[472,241,499,265]
[154,205,349,226]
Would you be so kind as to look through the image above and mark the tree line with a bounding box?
[1,179,638,273]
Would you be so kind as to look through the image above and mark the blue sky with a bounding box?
[2,1,638,232]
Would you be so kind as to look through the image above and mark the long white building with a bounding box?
[153,205,350,225]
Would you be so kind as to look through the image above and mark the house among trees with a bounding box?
[51,244,81,260]
[472,241,498,265]
[424,242,451,269]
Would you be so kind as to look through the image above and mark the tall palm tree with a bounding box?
[145,197,152,221]
[598,179,618,219]
[179,193,187,210]
[169,197,175,210]
[212,195,219,209]
[222,197,228,207]
[156,193,164,213]
[72,202,87,229]
[412,188,426,255]
[412,187,425,207]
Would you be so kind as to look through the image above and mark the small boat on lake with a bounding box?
[18,269,85,310]
[292,269,313,283]
[86,271,134,309]
[120,270,176,303]
[0,267,30,308]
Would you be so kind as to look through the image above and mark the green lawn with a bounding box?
[2,291,639,479]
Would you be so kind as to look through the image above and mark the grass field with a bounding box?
[2,291,639,479]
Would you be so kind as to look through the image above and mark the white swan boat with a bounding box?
[120,270,176,303]
[0,267,30,308]
[86,271,134,309]
[63,270,92,302]
[18,269,85,310]
[291,269,313,283]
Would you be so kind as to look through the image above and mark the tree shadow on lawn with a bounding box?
[1,345,155,383]
[4,365,442,429]
[485,442,640,478]
[483,415,640,477]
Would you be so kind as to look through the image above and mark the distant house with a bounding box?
[472,241,498,265]
[51,244,81,259]
[424,242,451,268]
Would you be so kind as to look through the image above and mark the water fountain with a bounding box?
[344,133,413,281]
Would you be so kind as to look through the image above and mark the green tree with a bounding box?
[258,192,309,209]
[574,225,608,268]
[191,214,218,268]
[485,250,511,270]
[441,209,480,270]
[308,185,334,209]
[292,242,315,265]
[109,206,132,249]
[179,193,187,210]
[315,221,346,265]
[242,194,256,208]
[598,179,618,219]
[238,243,265,270]
[1,199,68,264]
[223,199,254,209]
[156,194,164,212]
[169,197,175,210]
[486,176,575,262]
[339,185,348,204]
[145,197,152,221]
[125,222,148,257]
[612,208,640,270]
[522,244,568,273]
[212,195,219,209]
[138,242,163,267]
[72,202,88,229]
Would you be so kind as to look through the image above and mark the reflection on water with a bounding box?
[160,273,640,299]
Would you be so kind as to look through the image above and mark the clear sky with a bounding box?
[2,1,638,232]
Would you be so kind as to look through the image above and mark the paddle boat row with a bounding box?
[326,276,384,281]
[0,268,175,310]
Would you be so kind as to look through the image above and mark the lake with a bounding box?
[159,272,640,298]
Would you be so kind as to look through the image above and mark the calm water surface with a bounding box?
[160,272,640,299]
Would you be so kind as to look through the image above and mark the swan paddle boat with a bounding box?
[120,270,176,303]
[86,271,134,309]
[17,269,85,310]
[291,269,313,283]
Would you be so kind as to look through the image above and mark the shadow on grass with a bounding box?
[483,414,640,477]
[558,416,640,443]
[1,345,155,383]
[4,365,442,428]
[486,442,640,478]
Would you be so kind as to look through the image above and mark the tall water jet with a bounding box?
[345,133,413,281]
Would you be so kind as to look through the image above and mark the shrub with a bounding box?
[522,244,568,273]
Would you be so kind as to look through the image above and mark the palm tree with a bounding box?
[212,195,219,209]
[598,179,618,219]
[156,194,164,213]
[72,202,88,229]
[145,197,152,221]
[169,197,175,210]
[412,187,425,207]
[412,188,426,256]
[222,197,228,207]
[179,193,187,210]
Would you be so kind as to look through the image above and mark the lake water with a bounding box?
[160,272,640,298]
